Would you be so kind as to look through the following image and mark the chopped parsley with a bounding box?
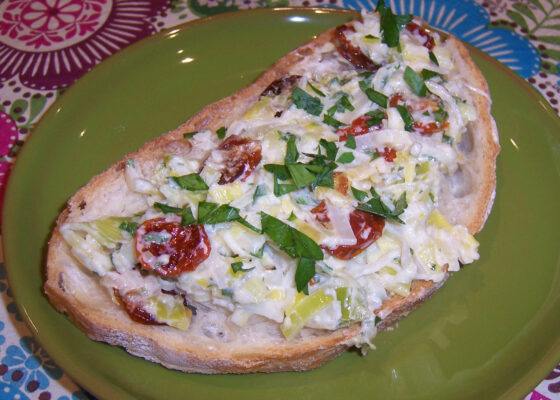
[216,127,226,139]
[183,131,198,139]
[345,134,356,149]
[291,86,323,116]
[376,0,413,48]
[394,105,414,131]
[337,152,355,164]
[119,221,139,235]
[404,66,427,97]
[169,173,209,191]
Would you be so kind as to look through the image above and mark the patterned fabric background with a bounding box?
[0,0,558,399]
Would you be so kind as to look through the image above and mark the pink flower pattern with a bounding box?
[0,0,167,89]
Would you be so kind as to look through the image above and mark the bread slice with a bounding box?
[44,11,499,374]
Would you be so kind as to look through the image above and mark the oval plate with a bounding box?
[3,8,560,400]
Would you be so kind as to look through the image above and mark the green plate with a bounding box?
[3,8,560,400]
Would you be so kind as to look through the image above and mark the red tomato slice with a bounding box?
[217,135,262,184]
[323,210,385,260]
[135,217,211,276]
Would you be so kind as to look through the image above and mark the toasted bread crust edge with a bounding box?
[44,22,499,374]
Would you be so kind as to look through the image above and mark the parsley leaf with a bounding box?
[345,134,356,149]
[197,202,260,233]
[183,131,198,139]
[319,139,338,161]
[292,87,323,116]
[260,212,323,260]
[421,69,442,81]
[366,110,385,126]
[327,92,354,116]
[253,184,266,203]
[404,66,427,97]
[285,134,299,164]
[376,0,413,48]
[119,221,139,235]
[323,114,345,129]
[181,206,196,226]
[337,152,355,164]
[351,186,368,202]
[429,51,440,66]
[216,127,226,139]
[296,258,316,294]
[394,105,414,131]
[231,261,244,273]
[365,88,388,108]
[170,173,209,191]
[154,202,183,214]
[356,188,407,223]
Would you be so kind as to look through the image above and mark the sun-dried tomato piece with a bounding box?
[324,210,385,260]
[377,147,397,162]
[406,22,435,50]
[334,25,379,71]
[113,288,164,326]
[333,172,349,195]
[261,75,302,97]
[135,218,211,276]
[413,120,450,135]
[217,135,262,184]
[311,200,330,225]
[337,115,382,141]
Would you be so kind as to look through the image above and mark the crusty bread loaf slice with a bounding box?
[44,14,499,374]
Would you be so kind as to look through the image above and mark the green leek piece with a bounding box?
[281,288,334,339]
[336,287,369,324]
[152,295,192,330]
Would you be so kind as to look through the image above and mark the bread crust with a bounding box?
[44,18,499,374]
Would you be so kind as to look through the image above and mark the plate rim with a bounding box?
[2,7,560,400]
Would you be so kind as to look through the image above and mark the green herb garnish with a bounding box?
[323,114,345,129]
[292,86,323,116]
[429,51,439,66]
[216,127,226,139]
[365,88,388,108]
[183,131,198,139]
[345,134,356,149]
[295,258,316,295]
[376,0,413,48]
[404,66,427,97]
[119,221,139,235]
[394,105,414,131]
[337,152,355,164]
[170,173,209,191]
[153,202,183,214]
[260,212,323,261]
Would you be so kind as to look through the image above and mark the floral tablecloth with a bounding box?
[0,0,559,399]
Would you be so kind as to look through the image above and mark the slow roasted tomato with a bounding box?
[334,25,379,71]
[113,288,164,326]
[377,147,397,162]
[337,115,382,141]
[311,200,330,225]
[324,210,385,260]
[135,217,211,276]
[333,172,349,195]
[413,120,450,135]
[217,135,262,184]
[406,22,435,50]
